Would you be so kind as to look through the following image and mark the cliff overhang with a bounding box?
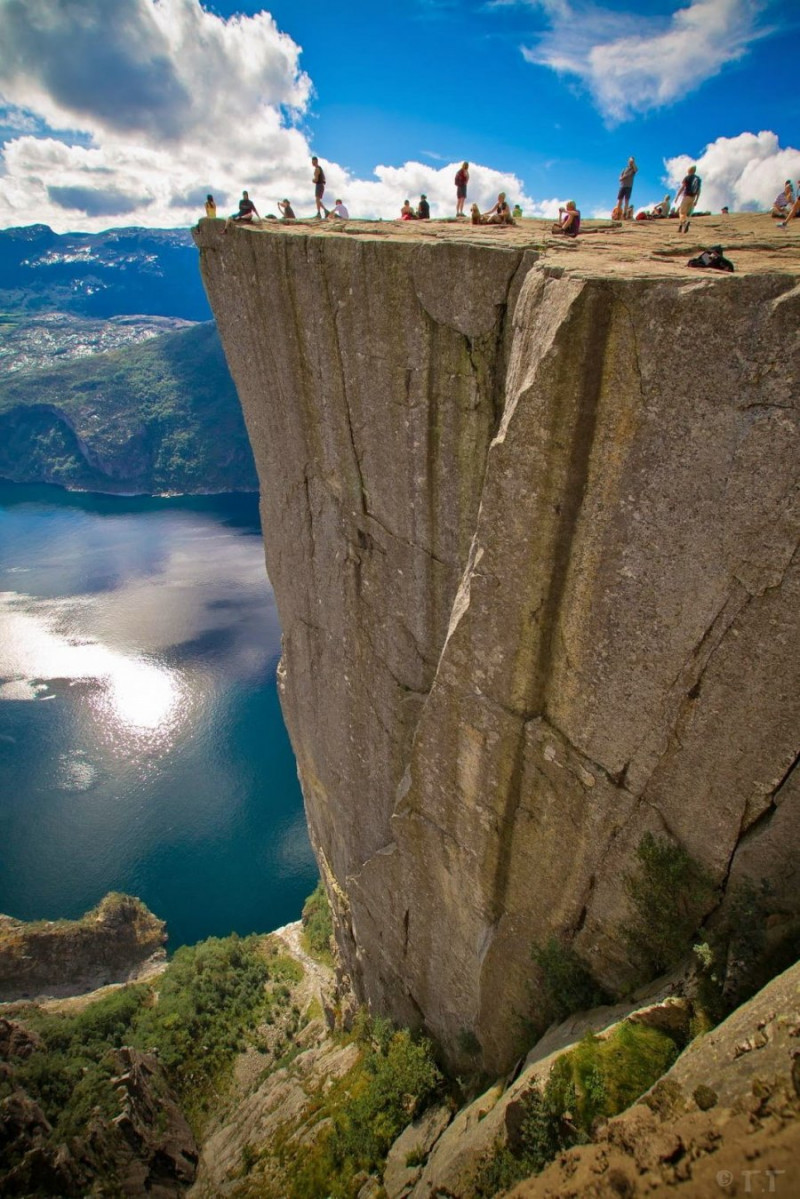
[194,215,800,1072]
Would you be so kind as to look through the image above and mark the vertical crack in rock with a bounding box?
[486,283,616,928]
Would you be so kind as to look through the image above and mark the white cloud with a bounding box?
[0,0,538,230]
[520,0,773,122]
[665,131,800,213]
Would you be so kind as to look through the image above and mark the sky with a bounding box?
[0,0,798,231]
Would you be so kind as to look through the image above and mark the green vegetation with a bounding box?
[531,935,610,1026]
[301,881,334,966]
[4,985,149,1147]
[131,935,274,1122]
[474,1020,680,1196]
[693,878,800,1027]
[249,1014,444,1199]
[620,832,717,983]
[0,322,257,493]
[1,932,291,1152]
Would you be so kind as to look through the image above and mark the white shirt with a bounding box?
[331,203,349,219]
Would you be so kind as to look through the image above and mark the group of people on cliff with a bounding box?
[203,150,797,236]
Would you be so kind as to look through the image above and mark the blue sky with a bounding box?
[0,0,798,229]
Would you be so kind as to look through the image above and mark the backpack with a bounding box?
[455,169,466,187]
[686,174,701,197]
[318,168,326,187]
[688,247,734,273]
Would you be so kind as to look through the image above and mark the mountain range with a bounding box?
[0,224,255,494]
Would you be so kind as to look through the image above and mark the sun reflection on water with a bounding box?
[0,592,188,749]
[96,654,183,736]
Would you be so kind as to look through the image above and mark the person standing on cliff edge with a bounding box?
[675,165,702,233]
[455,162,469,217]
[312,157,328,218]
[617,157,637,219]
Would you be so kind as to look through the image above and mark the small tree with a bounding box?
[531,935,610,1025]
[621,833,716,982]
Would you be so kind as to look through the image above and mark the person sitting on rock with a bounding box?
[327,198,349,219]
[551,200,581,237]
[771,181,794,218]
[400,199,415,220]
[777,185,800,228]
[204,194,217,219]
[512,203,523,220]
[470,203,484,225]
[225,191,259,231]
[417,194,430,220]
[277,199,296,220]
[652,193,673,218]
[483,192,514,224]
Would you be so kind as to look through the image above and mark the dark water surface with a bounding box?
[0,483,316,948]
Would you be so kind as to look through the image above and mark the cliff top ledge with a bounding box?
[196,211,800,280]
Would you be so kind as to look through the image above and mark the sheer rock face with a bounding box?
[194,221,800,1073]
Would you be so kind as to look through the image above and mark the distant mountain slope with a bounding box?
[0,224,211,320]
[0,322,258,494]
[0,312,195,375]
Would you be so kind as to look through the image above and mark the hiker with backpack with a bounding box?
[617,156,638,219]
[675,165,701,233]
[312,156,328,218]
[455,162,469,218]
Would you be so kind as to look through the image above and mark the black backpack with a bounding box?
[688,246,734,273]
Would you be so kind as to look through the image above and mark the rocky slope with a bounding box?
[0,893,166,1001]
[194,213,800,1074]
[0,224,254,494]
[0,321,257,493]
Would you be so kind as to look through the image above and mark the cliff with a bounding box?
[193,214,800,1073]
[0,893,166,1001]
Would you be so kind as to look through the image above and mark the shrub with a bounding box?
[474,1018,680,1196]
[546,1022,679,1131]
[132,934,272,1120]
[620,833,716,982]
[473,1083,569,1197]
[531,936,610,1026]
[301,882,334,965]
[694,878,796,1025]
[285,1021,443,1198]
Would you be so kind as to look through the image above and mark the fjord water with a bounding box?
[0,483,316,948]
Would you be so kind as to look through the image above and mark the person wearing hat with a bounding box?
[675,165,701,233]
[327,198,349,219]
[417,194,430,220]
[277,198,296,220]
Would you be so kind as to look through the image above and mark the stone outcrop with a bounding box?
[508,959,800,1198]
[0,892,166,1001]
[0,1046,198,1198]
[194,216,800,1072]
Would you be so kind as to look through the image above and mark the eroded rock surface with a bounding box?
[194,215,800,1072]
[508,960,800,1198]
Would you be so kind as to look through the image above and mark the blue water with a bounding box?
[0,483,316,948]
